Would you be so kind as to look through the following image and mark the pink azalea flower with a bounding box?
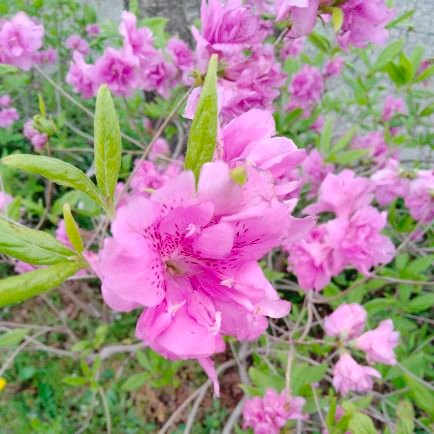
[130,160,182,194]
[93,47,139,96]
[324,57,344,78]
[326,206,395,275]
[14,261,36,274]
[243,389,307,434]
[301,149,334,198]
[337,0,394,50]
[55,219,71,247]
[355,319,399,365]
[0,191,13,212]
[281,37,305,59]
[23,119,48,151]
[33,47,57,64]
[303,170,373,218]
[247,0,275,14]
[0,94,11,107]
[0,12,44,70]
[382,95,405,122]
[332,353,381,395]
[324,303,367,340]
[352,131,397,167]
[140,54,177,98]
[0,107,19,128]
[404,170,434,224]
[86,23,100,38]
[91,162,292,394]
[288,65,324,116]
[66,51,98,99]
[65,34,89,55]
[310,115,324,134]
[167,37,195,72]
[371,159,409,206]
[149,138,170,161]
[286,226,340,292]
[119,10,155,58]
[275,0,320,37]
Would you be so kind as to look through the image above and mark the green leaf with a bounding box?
[121,372,148,391]
[38,93,46,118]
[333,149,368,165]
[348,413,377,434]
[373,40,404,71]
[0,262,84,308]
[319,117,334,155]
[331,7,344,32]
[414,64,434,83]
[386,9,415,29]
[248,367,285,392]
[419,102,434,117]
[1,154,105,210]
[331,126,356,154]
[396,400,415,434]
[141,17,168,48]
[0,328,28,348]
[63,203,84,253]
[62,376,89,387]
[308,32,332,54]
[94,85,122,211]
[406,293,434,313]
[404,374,434,419]
[409,255,434,274]
[184,54,218,181]
[0,217,75,265]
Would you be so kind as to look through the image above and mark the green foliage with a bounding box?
[184,54,219,181]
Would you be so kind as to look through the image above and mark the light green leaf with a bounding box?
[373,40,404,71]
[141,17,169,48]
[62,376,89,387]
[406,293,434,313]
[396,400,415,434]
[0,217,75,265]
[404,374,434,419]
[0,328,29,348]
[63,203,84,253]
[308,32,332,54]
[333,149,368,165]
[0,262,85,308]
[331,7,344,32]
[121,372,148,391]
[348,413,377,434]
[386,9,415,29]
[94,85,122,210]
[1,154,105,210]
[414,64,434,83]
[184,54,218,181]
[319,117,334,155]
[331,126,356,154]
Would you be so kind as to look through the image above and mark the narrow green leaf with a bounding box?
[63,203,84,253]
[308,32,332,54]
[319,117,334,155]
[38,93,46,118]
[121,372,148,391]
[332,149,368,165]
[331,126,356,154]
[386,9,415,29]
[1,154,105,209]
[0,328,29,348]
[63,376,89,387]
[0,262,84,308]
[373,40,404,71]
[184,54,218,181]
[0,217,75,265]
[94,85,122,209]
[406,293,434,313]
[415,64,434,83]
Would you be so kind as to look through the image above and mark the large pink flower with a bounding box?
[243,389,306,434]
[355,319,399,365]
[0,107,19,128]
[66,51,98,99]
[119,11,155,58]
[332,353,381,395]
[404,170,434,224]
[92,162,291,394]
[0,12,44,70]
[275,0,319,37]
[65,34,89,55]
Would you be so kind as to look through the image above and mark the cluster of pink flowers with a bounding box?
[66,11,193,98]
[23,119,48,151]
[325,303,399,395]
[351,131,396,167]
[382,95,406,122]
[192,0,285,121]
[372,161,434,224]
[0,94,19,128]
[0,12,45,70]
[286,170,395,291]
[301,149,334,198]
[242,389,307,434]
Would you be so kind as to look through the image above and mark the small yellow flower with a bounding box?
[0,377,6,392]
